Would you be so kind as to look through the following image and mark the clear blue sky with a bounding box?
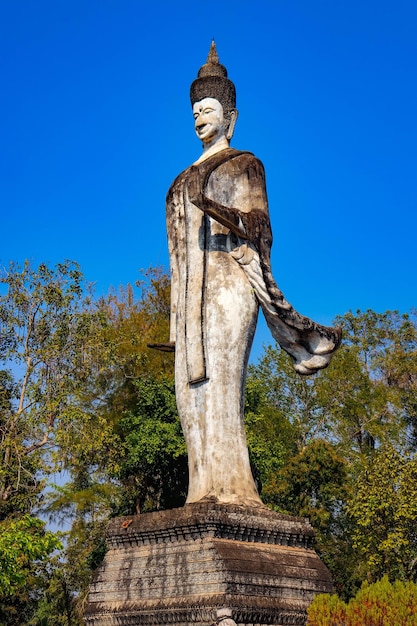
[1,0,416,353]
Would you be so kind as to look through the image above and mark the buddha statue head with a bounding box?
[190,42,238,142]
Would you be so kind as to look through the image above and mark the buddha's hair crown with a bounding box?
[190,41,236,114]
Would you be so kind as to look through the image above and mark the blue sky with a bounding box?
[1,0,416,354]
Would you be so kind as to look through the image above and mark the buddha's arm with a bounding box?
[198,196,248,239]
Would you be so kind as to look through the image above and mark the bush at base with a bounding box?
[307,576,417,625]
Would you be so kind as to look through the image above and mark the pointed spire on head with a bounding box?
[207,40,219,64]
[197,40,227,79]
[190,41,236,114]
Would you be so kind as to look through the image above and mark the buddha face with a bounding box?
[193,98,226,145]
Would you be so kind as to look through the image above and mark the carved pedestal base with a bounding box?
[84,502,332,626]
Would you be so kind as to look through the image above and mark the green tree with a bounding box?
[268,440,348,534]
[247,345,329,451]
[0,260,110,518]
[0,515,62,625]
[346,446,417,583]
[323,309,416,457]
[373,309,417,447]
[0,260,112,624]
[114,375,187,513]
[91,267,173,421]
[244,372,298,499]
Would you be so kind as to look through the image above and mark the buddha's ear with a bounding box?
[226,109,238,140]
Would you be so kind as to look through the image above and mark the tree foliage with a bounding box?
[0,260,109,518]
[90,268,173,418]
[330,309,417,453]
[244,372,298,496]
[267,440,348,534]
[0,515,62,598]
[346,446,417,583]
[113,375,187,514]
[0,515,62,625]
[247,345,329,450]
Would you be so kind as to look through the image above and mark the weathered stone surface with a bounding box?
[84,503,332,625]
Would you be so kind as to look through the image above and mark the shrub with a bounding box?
[307,576,417,625]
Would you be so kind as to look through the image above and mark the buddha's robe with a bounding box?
[166,147,341,505]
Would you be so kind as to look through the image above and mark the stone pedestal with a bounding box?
[84,502,332,626]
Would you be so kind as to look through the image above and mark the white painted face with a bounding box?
[193,97,226,144]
